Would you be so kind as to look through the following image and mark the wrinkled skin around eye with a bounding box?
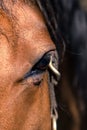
[0,1,56,130]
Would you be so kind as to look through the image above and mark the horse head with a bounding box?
[0,0,60,130]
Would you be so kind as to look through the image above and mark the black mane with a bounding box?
[36,0,87,130]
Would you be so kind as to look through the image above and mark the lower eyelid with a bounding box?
[23,70,36,79]
[20,72,44,87]
[23,68,45,80]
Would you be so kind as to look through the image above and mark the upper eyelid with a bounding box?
[15,51,56,84]
[22,53,51,80]
[18,50,56,83]
[30,49,56,68]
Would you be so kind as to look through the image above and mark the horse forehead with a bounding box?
[0,2,55,76]
[0,3,55,50]
[13,2,45,26]
[12,1,52,44]
[3,0,46,28]
[12,4,55,62]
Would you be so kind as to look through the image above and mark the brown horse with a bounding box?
[36,0,87,130]
[0,0,59,130]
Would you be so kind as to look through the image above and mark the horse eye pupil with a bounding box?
[36,54,50,70]
[23,54,51,80]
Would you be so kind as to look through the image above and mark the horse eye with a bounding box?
[34,53,50,70]
[23,53,51,79]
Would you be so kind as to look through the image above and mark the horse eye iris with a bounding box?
[23,54,51,79]
[35,54,50,70]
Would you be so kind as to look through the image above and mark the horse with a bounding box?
[1,0,87,130]
[36,0,87,130]
[0,0,60,130]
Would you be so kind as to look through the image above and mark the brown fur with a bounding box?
[0,1,56,130]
